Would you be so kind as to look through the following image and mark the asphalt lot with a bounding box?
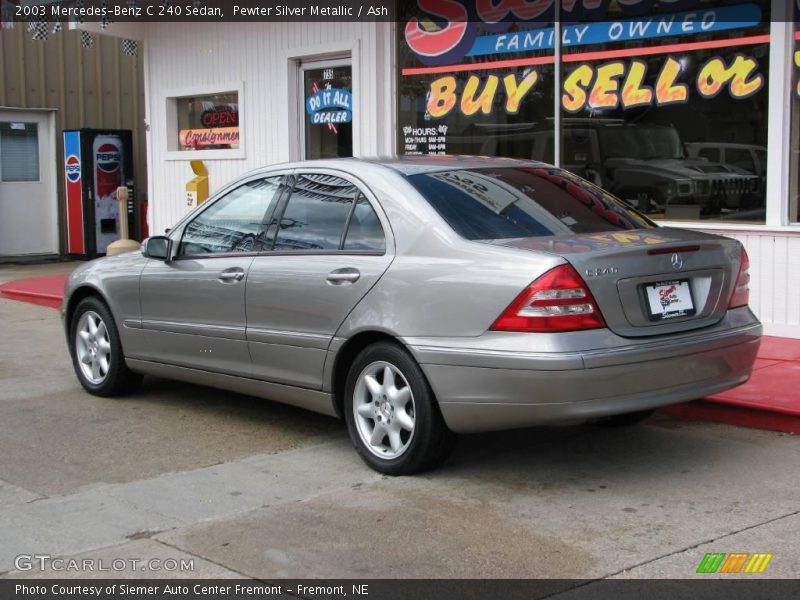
[0,263,798,581]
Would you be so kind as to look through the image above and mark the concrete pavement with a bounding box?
[0,263,798,581]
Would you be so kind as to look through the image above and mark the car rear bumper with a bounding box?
[405,311,762,434]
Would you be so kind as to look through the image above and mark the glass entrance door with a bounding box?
[301,62,353,160]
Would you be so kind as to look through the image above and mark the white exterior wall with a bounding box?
[698,228,800,339]
[143,21,395,233]
[140,22,800,338]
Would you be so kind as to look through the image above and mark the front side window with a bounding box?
[179,177,282,256]
[274,173,359,251]
[407,167,654,241]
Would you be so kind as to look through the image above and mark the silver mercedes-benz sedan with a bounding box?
[63,156,761,474]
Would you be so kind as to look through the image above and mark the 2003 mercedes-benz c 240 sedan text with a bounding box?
[64,157,761,474]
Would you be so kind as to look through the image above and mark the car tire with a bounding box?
[69,296,142,397]
[597,409,655,427]
[344,341,455,475]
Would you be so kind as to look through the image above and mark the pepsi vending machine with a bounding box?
[63,129,136,258]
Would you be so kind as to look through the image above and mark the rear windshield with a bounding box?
[406,167,654,241]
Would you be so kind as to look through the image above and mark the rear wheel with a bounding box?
[69,296,142,396]
[344,342,454,475]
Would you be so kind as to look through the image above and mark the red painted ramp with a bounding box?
[0,274,69,309]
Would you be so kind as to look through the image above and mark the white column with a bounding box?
[765,10,793,227]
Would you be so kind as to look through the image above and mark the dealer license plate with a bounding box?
[645,280,696,321]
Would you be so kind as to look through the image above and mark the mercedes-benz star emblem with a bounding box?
[671,253,684,270]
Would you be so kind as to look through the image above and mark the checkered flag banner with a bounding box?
[127,0,138,8]
[161,0,170,8]
[75,0,85,24]
[100,0,112,28]
[80,30,94,49]
[122,39,138,56]
[192,0,202,8]
[31,21,49,41]
[50,1,63,33]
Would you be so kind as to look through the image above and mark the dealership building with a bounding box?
[65,0,800,337]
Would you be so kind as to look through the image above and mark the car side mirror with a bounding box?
[142,236,171,261]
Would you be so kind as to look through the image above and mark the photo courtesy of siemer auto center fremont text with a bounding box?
[0,0,799,597]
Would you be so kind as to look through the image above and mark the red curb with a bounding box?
[660,401,800,435]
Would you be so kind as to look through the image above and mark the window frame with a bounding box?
[263,169,388,257]
[174,173,288,260]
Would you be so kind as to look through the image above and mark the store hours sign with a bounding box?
[306,88,353,125]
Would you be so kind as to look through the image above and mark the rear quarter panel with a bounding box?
[335,169,563,339]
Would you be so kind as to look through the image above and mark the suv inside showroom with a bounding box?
[479,120,762,221]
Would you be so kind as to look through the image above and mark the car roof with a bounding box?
[251,155,549,177]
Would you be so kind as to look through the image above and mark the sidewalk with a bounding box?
[1,266,798,434]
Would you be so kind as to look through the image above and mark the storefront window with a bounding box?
[559,0,770,223]
[174,91,239,151]
[397,0,771,224]
[397,2,555,161]
[791,15,800,223]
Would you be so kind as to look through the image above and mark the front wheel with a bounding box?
[69,296,142,396]
[344,342,454,475]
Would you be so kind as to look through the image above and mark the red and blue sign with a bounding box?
[96,143,121,174]
[306,88,353,125]
[65,155,81,183]
[404,0,762,66]
[63,131,85,255]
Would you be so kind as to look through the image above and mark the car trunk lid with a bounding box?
[491,228,741,337]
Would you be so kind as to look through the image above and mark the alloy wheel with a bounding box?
[352,361,416,459]
[75,310,112,384]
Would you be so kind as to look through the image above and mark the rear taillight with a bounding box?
[728,246,751,309]
[491,264,606,333]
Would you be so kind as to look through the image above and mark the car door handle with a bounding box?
[326,268,360,284]
[218,268,245,283]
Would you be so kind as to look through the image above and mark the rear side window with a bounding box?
[406,167,654,241]
[274,173,358,251]
[343,196,385,252]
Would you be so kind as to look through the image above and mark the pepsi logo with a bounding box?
[65,155,81,183]
[96,144,121,173]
